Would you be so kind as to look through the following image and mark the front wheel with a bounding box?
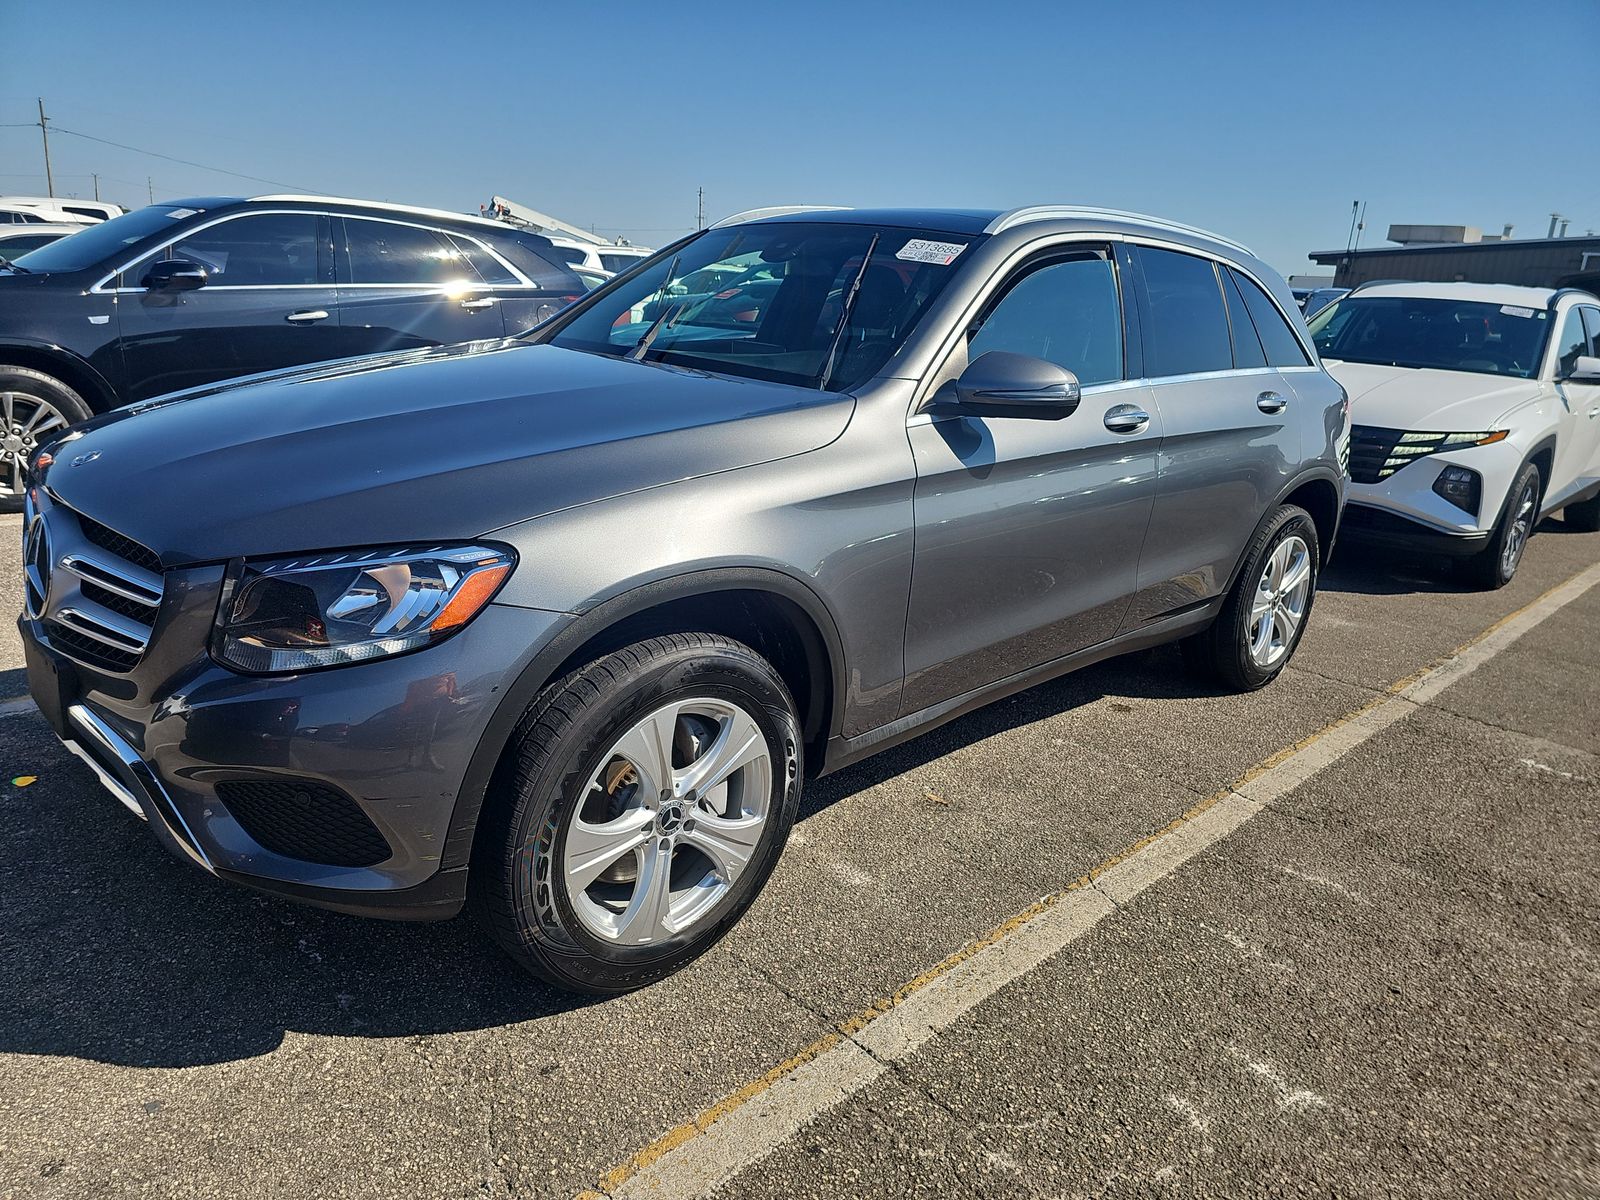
[472,633,802,994]
[0,366,92,511]
[1183,504,1320,691]
[1465,461,1541,589]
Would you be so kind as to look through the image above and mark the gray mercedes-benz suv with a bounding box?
[19,205,1346,993]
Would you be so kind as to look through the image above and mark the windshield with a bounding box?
[548,222,976,390]
[1308,296,1551,378]
[10,204,206,274]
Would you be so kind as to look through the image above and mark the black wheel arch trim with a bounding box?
[0,337,118,413]
[439,565,848,873]
[1217,466,1343,601]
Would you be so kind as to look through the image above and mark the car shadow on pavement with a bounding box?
[1323,518,1568,596]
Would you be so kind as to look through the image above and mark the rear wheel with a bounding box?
[1466,461,1540,589]
[0,366,91,511]
[472,633,802,994]
[1564,491,1600,532]
[1183,504,1320,691]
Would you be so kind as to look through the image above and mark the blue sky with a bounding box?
[3,0,1595,275]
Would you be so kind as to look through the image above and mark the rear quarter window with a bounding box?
[492,232,586,291]
[1229,267,1311,367]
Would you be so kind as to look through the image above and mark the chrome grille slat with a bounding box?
[60,552,163,606]
[56,605,151,653]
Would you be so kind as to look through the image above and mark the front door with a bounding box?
[116,211,340,401]
[333,216,508,355]
[1549,305,1600,504]
[902,245,1160,713]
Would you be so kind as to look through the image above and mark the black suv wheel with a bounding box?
[0,365,90,509]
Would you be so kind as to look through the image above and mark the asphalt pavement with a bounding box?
[0,508,1595,1199]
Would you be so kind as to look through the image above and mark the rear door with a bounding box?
[115,211,340,400]
[902,242,1161,712]
[1123,245,1308,626]
[333,216,508,355]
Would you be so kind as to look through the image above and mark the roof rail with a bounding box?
[1346,278,1414,295]
[1548,286,1599,309]
[251,194,506,229]
[983,206,1254,256]
[711,205,850,229]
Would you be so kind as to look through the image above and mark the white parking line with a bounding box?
[593,561,1600,1200]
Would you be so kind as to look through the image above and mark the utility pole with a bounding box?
[92,173,100,201]
[697,186,705,230]
[147,177,154,204]
[37,98,54,197]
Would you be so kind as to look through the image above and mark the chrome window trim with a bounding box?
[93,208,533,294]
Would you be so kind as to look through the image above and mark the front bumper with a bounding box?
[1337,503,1490,557]
[20,499,562,919]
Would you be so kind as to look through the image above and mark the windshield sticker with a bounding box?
[166,207,199,220]
[896,239,967,266]
[1499,305,1534,318]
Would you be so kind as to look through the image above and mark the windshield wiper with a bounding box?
[818,233,881,390]
[626,299,690,362]
[624,254,682,361]
[0,257,30,274]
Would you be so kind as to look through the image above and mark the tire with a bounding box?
[1465,460,1541,590]
[472,633,803,994]
[1564,492,1600,532]
[0,365,93,511]
[1182,504,1320,692]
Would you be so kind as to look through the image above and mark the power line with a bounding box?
[46,124,311,191]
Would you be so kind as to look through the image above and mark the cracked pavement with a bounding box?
[0,509,1596,1198]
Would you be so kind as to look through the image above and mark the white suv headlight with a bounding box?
[215,544,514,674]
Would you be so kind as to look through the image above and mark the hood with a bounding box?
[1325,360,1542,430]
[40,341,854,565]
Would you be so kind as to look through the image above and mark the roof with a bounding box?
[1345,280,1560,306]
[1310,233,1600,262]
[720,205,1253,253]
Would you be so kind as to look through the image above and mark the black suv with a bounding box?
[0,195,586,504]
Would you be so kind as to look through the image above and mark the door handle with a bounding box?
[460,297,496,311]
[1257,390,1288,414]
[1103,404,1151,434]
[285,309,329,324]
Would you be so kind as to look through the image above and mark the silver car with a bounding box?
[19,205,1346,993]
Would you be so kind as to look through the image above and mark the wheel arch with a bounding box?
[1278,471,1342,566]
[0,339,118,415]
[440,566,846,873]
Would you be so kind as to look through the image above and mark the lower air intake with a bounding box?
[215,779,392,867]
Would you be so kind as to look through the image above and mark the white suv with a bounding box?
[544,237,653,275]
[1310,282,1600,587]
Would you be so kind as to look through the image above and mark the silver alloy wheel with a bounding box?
[1247,534,1312,669]
[562,697,772,945]
[1501,478,1538,577]
[0,390,68,498]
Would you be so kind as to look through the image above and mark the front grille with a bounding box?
[1348,425,1407,484]
[215,779,393,867]
[41,509,165,674]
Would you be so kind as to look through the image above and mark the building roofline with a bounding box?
[1311,234,1600,262]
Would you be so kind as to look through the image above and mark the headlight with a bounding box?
[215,544,514,674]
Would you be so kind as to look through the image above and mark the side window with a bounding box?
[1136,247,1233,377]
[600,252,643,273]
[1555,308,1589,376]
[165,213,322,286]
[551,244,586,266]
[1583,308,1600,360]
[1221,269,1267,369]
[1230,268,1312,367]
[342,218,481,286]
[967,251,1123,386]
[491,232,586,291]
[444,233,516,285]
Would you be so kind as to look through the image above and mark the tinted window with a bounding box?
[1584,308,1600,357]
[552,244,585,265]
[1220,269,1267,369]
[550,223,971,390]
[0,233,63,255]
[1308,297,1549,378]
[342,218,479,285]
[968,252,1123,386]
[1138,247,1233,376]
[166,213,322,286]
[1555,308,1589,376]
[443,233,515,285]
[600,252,645,273]
[492,232,585,291]
[1231,268,1310,366]
[12,204,202,274]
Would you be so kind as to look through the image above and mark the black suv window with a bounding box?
[160,213,322,287]
[342,218,481,286]
[489,231,585,291]
[1230,267,1311,367]
[1137,247,1233,377]
[968,250,1123,386]
[443,233,516,285]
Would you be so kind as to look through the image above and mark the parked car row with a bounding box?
[10,198,1600,995]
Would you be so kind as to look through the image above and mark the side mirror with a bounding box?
[1564,355,1600,383]
[141,258,208,292]
[944,351,1081,420]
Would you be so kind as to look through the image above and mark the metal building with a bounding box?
[1309,230,1600,293]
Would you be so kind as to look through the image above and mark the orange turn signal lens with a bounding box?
[431,563,512,631]
[1475,430,1509,445]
